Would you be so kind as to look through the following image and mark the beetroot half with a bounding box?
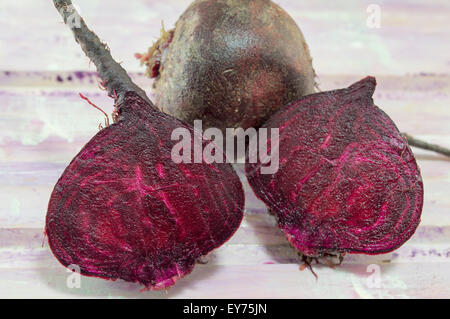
[137,0,316,133]
[245,77,423,263]
[47,0,244,290]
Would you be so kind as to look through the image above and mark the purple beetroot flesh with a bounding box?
[138,0,316,133]
[47,0,244,290]
[246,77,423,258]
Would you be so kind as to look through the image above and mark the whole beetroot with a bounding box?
[246,77,423,268]
[138,0,316,133]
[47,0,244,290]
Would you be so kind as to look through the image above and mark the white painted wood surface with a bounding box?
[0,0,449,298]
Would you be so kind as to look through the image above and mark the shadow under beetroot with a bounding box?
[34,251,219,298]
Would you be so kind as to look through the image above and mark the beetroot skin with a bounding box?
[245,77,423,259]
[138,0,316,133]
[48,0,244,289]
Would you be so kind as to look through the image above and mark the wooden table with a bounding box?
[0,0,449,298]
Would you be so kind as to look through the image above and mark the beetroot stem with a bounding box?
[403,133,450,158]
[53,0,150,105]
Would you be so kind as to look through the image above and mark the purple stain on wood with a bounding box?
[428,249,442,257]
[27,119,45,133]
[0,136,90,160]
[0,162,66,186]
[29,90,103,98]
[73,71,85,80]
[72,71,98,82]
[415,226,445,239]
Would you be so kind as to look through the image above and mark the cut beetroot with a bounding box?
[137,0,316,133]
[245,77,423,260]
[47,0,244,289]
